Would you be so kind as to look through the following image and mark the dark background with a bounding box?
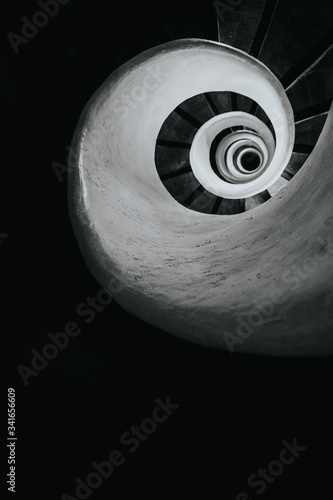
[2,1,332,498]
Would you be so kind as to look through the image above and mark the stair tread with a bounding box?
[162,171,200,201]
[206,91,233,115]
[158,111,199,142]
[295,114,328,146]
[179,94,215,123]
[151,0,217,41]
[237,94,256,114]
[245,191,271,210]
[186,189,218,213]
[267,176,289,196]
[287,45,333,113]
[258,0,333,81]
[155,145,190,178]
[217,198,245,215]
[285,152,309,177]
[216,0,267,54]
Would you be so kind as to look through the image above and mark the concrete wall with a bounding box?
[68,39,333,356]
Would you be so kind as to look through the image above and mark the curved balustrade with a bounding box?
[68,39,333,356]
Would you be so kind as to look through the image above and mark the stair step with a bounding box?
[183,185,206,207]
[156,139,191,149]
[179,94,215,123]
[160,165,192,181]
[216,0,267,54]
[162,171,200,202]
[293,144,314,154]
[281,33,333,90]
[158,110,200,143]
[221,198,245,215]
[295,113,328,146]
[237,94,256,114]
[285,152,309,177]
[254,105,271,124]
[214,198,245,215]
[155,145,190,178]
[267,176,289,196]
[186,190,219,213]
[294,102,331,123]
[206,91,234,114]
[245,190,271,210]
[281,170,293,181]
[249,0,279,58]
[286,45,333,112]
[258,0,333,82]
[150,0,217,41]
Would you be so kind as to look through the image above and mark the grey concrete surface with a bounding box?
[68,39,333,356]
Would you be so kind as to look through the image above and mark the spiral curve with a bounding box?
[68,39,333,356]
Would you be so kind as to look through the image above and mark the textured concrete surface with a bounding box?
[68,39,333,356]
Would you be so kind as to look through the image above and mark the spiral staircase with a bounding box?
[156,0,332,214]
[68,0,333,356]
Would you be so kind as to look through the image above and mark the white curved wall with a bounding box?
[68,39,333,356]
